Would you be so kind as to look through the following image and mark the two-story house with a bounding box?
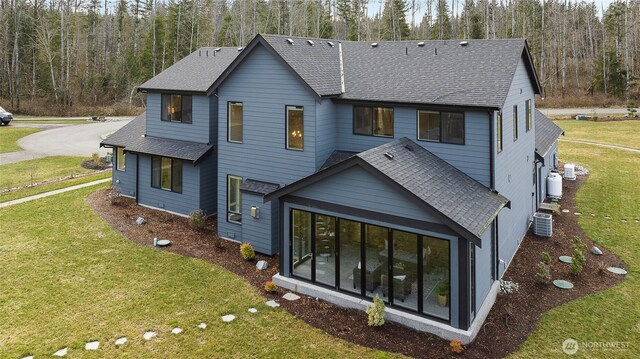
[102,34,563,344]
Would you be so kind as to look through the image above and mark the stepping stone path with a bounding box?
[115,337,127,346]
[171,327,183,334]
[248,308,258,313]
[53,347,68,357]
[197,323,207,329]
[562,209,570,213]
[607,267,628,275]
[143,331,157,341]
[221,314,236,322]
[553,279,574,289]
[85,341,99,350]
[265,300,280,308]
[283,293,301,301]
[559,255,574,264]
[591,246,603,255]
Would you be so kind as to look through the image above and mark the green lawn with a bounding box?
[0,127,42,153]
[512,141,640,358]
[0,185,388,358]
[0,156,97,190]
[556,120,640,149]
[0,171,111,203]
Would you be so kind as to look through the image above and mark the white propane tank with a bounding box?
[547,171,563,198]
[564,163,576,180]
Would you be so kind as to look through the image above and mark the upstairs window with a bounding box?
[151,156,183,193]
[116,147,126,171]
[417,110,464,144]
[525,99,532,132]
[228,102,243,143]
[286,106,304,150]
[513,105,518,141]
[497,111,503,153]
[354,106,394,137]
[162,94,192,123]
[227,175,242,223]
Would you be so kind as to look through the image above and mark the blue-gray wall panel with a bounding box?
[145,92,212,143]
[198,153,218,215]
[315,99,337,169]
[474,228,494,322]
[112,150,137,197]
[241,192,275,254]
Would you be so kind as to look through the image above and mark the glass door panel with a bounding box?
[291,210,312,280]
[390,230,418,310]
[365,224,387,299]
[315,214,336,286]
[423,236,450,320]
[338,219,361,294]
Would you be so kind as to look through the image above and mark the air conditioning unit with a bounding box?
[564,163,576,180]
[533,212,553,237]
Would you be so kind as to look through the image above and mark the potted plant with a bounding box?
[436,280,449,307]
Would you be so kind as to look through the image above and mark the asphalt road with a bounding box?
[1,119,131,165]
[539,108,628,116]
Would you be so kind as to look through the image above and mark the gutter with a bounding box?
[338,42,345,94]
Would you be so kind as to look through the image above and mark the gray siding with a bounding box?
[241,192,275,254]
[145,92,212,143]
[198,153,218,215]
[137,154,201,215]
[112,150,137,197]
[474,227,494,322]
[494,57,537,277]
[333,104,491,186]
[315,99,337,169]
[538,142,559,204]
[216,44,318,244]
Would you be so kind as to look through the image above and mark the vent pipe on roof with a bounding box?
[328,41,334,47]
[371,42,378,48]
[384,152,394,160]
[206,50,209,57]
[435,48,438,55]
[198,50,202,56]
[307,39,315,46]
[405,47,408,55]
[286,38,294,45]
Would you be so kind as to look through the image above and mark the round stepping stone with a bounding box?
[265,300,280,308]
[562,209,570,213]
[171,327,183,334]
[553,279,574,289]
[221,314,236,322]
[143,331,157,340]
[559,256,573,264]
[115,337,127,346]
[607,267,628,275]
[197,323,207,329]
[53,347,68,357]
[248,308,258,313]
[156,239,171,247]
[282,293,301,301]
[85,341,99,350]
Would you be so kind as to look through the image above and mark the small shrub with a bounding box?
[264,280,277,293]
[106,186,122,205]
[571,237,587,276]
[597,261,608,275]
[366,295,385,327]
[240,243,255,261]
[541,251,552,265]
[535,262,551,284]
[188,210,207,230]
[627,101,638,118]
[212,234,224,248]
[450,339,464,353]
[91,152,101,165]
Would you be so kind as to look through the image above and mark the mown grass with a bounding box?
[0,185,391,358]
[557,120,640,149]
[0,156,97,190]
[512,141,640,358]
[0,171,111,203]
[0,127,42,153]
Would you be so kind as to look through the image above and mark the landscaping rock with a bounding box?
[171,327,183,334]
[221,314,236,322]
[283,292,301,301]
[265,300,280,308]
[607,267,628,275]
[85,341,99,350]
[562,209,570,213]
[143,331,157,340]
[115,337,127,346]
[248,308,258,313]
[53,347,68,357]
[591,246,603,255]
[136,217,146,225]
[256,260,269,270]
[197,323,207,329]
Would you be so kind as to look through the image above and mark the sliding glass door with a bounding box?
[339,219,360,294]
[292,210,312,280]
[315,214,336,286]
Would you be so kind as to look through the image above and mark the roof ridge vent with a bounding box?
[460,41,469,46]
[417,41,425,47]
[327,41,334,47]
[215,48,221,52]
[237,47,243,51]
[371,42,378,48]
[307,39,314,46]
[384,152,394,160]
[286,38,295,45]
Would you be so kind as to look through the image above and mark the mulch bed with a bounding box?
[81,158,111,170]
[86,175,626,358]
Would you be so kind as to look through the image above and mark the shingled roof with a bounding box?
[138,47,240,93]
[266,138,509,244]
[212,34,540,108]
[535,109,564,157]
[100,112,213,163]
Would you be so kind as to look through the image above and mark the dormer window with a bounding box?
[161,94,192,123]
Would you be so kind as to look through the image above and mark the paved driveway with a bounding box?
[0,119,131,165]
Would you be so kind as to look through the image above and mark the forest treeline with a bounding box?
[1,0,638,115]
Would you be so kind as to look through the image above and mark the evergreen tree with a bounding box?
[381,0,409,40]
[431,0,451,40]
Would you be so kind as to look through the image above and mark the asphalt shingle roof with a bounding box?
[241,179,281,195]
[260,35,538,108]
[319,150,358,170]
[100,112,212,162]
[138,47,240,93]
[535,110,564,157]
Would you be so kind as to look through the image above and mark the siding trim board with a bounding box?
[333,98,499,113]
